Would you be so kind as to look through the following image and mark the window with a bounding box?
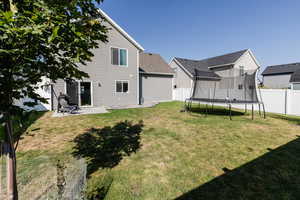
[293,83,300,90]
[116,81,129,93]
[111,48,127,66]
[238,84,243,90]
[239,66,245,76]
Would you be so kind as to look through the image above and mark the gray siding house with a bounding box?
[51,10,173,110]
[262,63,300,89]
[170,49,260,90]
[139,53,174,104]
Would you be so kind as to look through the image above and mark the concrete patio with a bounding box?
[52,102,159,117]
[107,102,158,110]
[52,106,109,117]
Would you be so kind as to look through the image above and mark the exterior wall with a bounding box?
[213,66,234,77]
[263,74,292,89]
[140,74,173,103]
[52,21,140,110]
[233,50,259,76]
[170,59,193,89]
[291,82,300,90]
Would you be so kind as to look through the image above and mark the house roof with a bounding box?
[195,69,221,80]
[290,69,300,83]
[139,53,174,75]
[174,49,248,78]
[262,63,300,76]
[98,9,144,51]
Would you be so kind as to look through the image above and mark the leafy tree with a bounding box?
[0,0,108,198]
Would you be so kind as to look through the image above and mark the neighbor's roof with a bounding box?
[139,53,174,75]
[290,69,300,83]
[262,63,300,76]
[195,69,221,80]
[98,9,144,51]
[174,49,248,78]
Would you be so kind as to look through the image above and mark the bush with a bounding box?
[85,173,113,200]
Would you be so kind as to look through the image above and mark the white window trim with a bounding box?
[110,46,129,67]
[64,80,94,107]
[115,80,129,94]
[239,66,245,76]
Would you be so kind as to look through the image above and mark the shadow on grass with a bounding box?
[269,114,300,125]
[188,106,245,117]
[0,111,46,142]
[72,120,144,176]
[175,137,300,200]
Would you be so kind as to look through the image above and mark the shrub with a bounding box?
[85,173,113,200]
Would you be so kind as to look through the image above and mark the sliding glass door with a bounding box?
[80,82,92,106]
[66,81,92,106]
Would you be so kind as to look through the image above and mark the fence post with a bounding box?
[284,89,287,115]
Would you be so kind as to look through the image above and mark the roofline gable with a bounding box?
[246,49,261,67]
[171,58,194,78]
[98,9,145,51]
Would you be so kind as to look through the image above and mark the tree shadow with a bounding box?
[0,111,46,142]
[189,106,244,117]
[175,137,300,200]
[269,114,300,125]
[72,120,144,176]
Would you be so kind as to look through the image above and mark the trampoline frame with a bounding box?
[184,68,266,120]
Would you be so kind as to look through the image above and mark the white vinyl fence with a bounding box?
[15,77,52,111]
[173,88,300,116]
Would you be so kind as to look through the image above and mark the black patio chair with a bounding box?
[58,97,78,114]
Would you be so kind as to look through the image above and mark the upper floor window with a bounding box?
[239,66,245,76]
[111,47,127,66]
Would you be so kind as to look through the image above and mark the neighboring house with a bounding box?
[262,63,300,89]
[290,69,300,90]
[170,49,260,90]
[48,9,173,111]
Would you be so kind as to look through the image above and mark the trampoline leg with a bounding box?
[262,103,266,119]
[251,104,254,120]
[205,103,208,117]
[258,104,261,117]
[245,104,247,114]
[186,100,190,112]
[229,104,232,120]
[189,100,193,111]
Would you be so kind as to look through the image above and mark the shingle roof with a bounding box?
[195,69,221,80]
[139,53,174,75]
[174,49,248,78]
[290,69,300,83]
[262,63,300,76]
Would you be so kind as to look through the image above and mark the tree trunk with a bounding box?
[4,118,18,200]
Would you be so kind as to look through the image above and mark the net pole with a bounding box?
[244,74,247,113]
[212,81,216,111]
[262,103,266,119]
[252,104,254,120]
[229,103,232,120]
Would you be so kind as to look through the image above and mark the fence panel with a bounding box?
[173,88,300,116]
[173,88,191,102]
[288,90,300,116]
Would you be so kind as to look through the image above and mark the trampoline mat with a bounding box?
[188,98,260,104]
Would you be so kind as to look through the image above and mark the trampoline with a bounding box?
[185,68,265,120]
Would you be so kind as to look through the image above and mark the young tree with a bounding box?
[0,0,108,199]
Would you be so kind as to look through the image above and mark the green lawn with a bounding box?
[15,101,300,199]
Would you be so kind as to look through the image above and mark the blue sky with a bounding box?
[99,0,300,70]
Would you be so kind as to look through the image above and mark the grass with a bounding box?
[12,101,300,199]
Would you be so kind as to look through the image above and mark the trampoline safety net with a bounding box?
[191,69,260,104]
